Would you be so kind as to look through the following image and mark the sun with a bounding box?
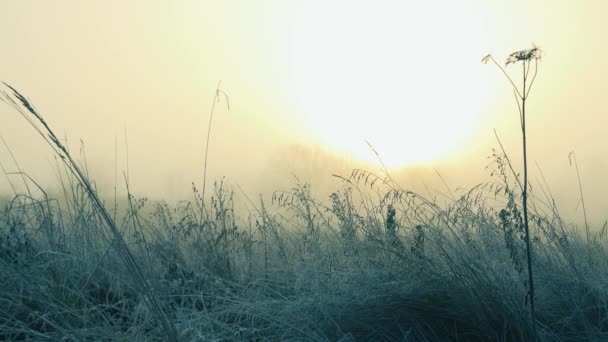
[289,0,489,168]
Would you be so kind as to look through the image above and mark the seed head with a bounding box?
[505,44,543,66]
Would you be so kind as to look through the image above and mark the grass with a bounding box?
[1,72,608,340]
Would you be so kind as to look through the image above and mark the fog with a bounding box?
[1,1,608,227]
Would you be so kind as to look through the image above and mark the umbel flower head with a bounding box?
[481,44,543,66]
[505,45,543,66]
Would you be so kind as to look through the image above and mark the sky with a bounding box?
[1,0,607,226]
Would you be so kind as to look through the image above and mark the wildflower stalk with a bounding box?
[520,58,534,327]
[483,45,542,339]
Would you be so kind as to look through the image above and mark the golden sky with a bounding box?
[1,1,607,224]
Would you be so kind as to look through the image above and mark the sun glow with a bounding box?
[290,0,490,168]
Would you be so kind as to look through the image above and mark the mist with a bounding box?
[1,0,607,228]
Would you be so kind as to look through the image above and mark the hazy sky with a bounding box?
[1,1,607,225]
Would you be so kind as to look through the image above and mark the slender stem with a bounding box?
[521,60,536,338]
[202,86,219,220]
[513,89,523,124]
[570,152,591,260]
[489,55,523,99]
[202,81,229,224]
[526,59,539,98]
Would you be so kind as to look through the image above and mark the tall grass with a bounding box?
[1,81,607,340]
[0,84,178,341]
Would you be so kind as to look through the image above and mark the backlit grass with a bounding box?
[1,76,608,340]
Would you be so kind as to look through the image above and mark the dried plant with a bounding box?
[483,44,543,336]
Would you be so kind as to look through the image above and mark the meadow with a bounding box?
[1,80,608,341]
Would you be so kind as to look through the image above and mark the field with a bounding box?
[1,87,608,341]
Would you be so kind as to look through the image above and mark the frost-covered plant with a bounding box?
[483,44,543,335]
